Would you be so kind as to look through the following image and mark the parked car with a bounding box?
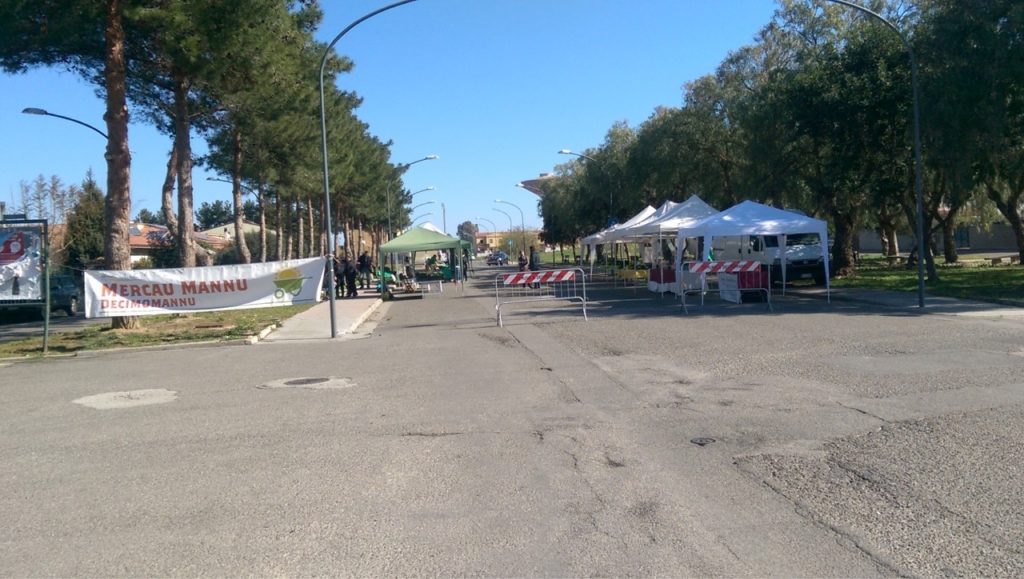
[49,275,80,316]
[0,274,79,320]
[486,251,509,266]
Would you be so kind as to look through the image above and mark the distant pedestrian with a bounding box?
[357,251,371,289]
[342,258,358,298]
[528,245,541,288]
[332,255,344,298]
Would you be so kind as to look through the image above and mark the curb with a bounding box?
[345,298,383,334]
[247,324,278,344]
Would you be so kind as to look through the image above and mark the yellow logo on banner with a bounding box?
[273,267,305,299]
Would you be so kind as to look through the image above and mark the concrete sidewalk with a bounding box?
[262,291,383,342]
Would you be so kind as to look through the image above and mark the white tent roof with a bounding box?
[611,195,718,240]
[675,200,831,296]
[581,205,655,246]
[676,200,827,240]
[418,222,445,235]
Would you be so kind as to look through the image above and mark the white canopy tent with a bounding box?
[621,195,719,239]
[674,200,831,300]
[582,205,656,262]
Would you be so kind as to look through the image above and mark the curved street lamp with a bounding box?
[387,155,438,239]
[319,0,418,337]
[824,0,925,308]
[410,212,433,226]
[475,217,498,254]
[410,200,435,213]
[207,176,254,194]
[23,107,108,139]
[409,186,435,200]
[558,148,615,226]
[493,207,516,256]
[495,198,526,254]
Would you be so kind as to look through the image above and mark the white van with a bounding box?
[710,233,826,285]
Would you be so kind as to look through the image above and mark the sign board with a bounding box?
[718,273,741,303]
[0,223,45,302]
[84,257,326,318]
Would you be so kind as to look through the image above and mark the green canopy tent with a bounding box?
[378,226,470,298]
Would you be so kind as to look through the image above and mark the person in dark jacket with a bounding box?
[341,258,358,298]
[357,251,371,289]
[332,255,344,298]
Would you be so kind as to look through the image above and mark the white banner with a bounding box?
[84,257,326,318]
[0,227,45,301]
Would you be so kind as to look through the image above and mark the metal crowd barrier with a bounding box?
[494,268,588,327]
[680,260,772,314]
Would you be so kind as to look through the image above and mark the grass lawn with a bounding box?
[832,256,1024,306]
[0,304,313,359]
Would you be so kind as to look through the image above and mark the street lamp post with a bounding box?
[559,149,614,226]
[824,0,926,308]
[387,156,438,240]
[319,0,418,337]
[22,107,108,139]
[410,212,433,227]
[22,106,113,342]
[476,217,497,232]
[493,207,516,256]
[495,199,526,254]
[410,186,435,199]
[410,200,435,214]
[441,202,446,235]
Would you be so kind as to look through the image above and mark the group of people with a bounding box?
[518,246,541,273]
[332,251,373,298]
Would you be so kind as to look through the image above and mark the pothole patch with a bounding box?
[259,376,355,390]
[73,389,178,410]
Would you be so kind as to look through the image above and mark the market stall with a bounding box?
[674,200,831,301]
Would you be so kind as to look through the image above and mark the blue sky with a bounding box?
[1,0,778,236]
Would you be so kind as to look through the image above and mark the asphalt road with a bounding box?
[1,264,1021,576]
[0,310,107,342]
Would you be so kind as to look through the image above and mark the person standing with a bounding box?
[528,245,541,288]
[332,255,344,298]
[342,258,358,298]
[357,251,371,289]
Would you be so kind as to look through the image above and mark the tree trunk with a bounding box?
[942,215,958,264]
[831,212,857,276]
[257,187,267,263]
[274,194,283,261]
[296,201,305,259]
[232,130,251,264]
[161,144,178,233]
[173,72,195,267]
[307,201,315,257]
[885,225,899,257]
[102,0,138,330]
[986,182,1024,264]
[285,201,294,259]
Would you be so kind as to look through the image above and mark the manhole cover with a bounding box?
[73,389,178,410]
[259,377,355,390]
[285,377,330,386]
[690,437,716,447]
